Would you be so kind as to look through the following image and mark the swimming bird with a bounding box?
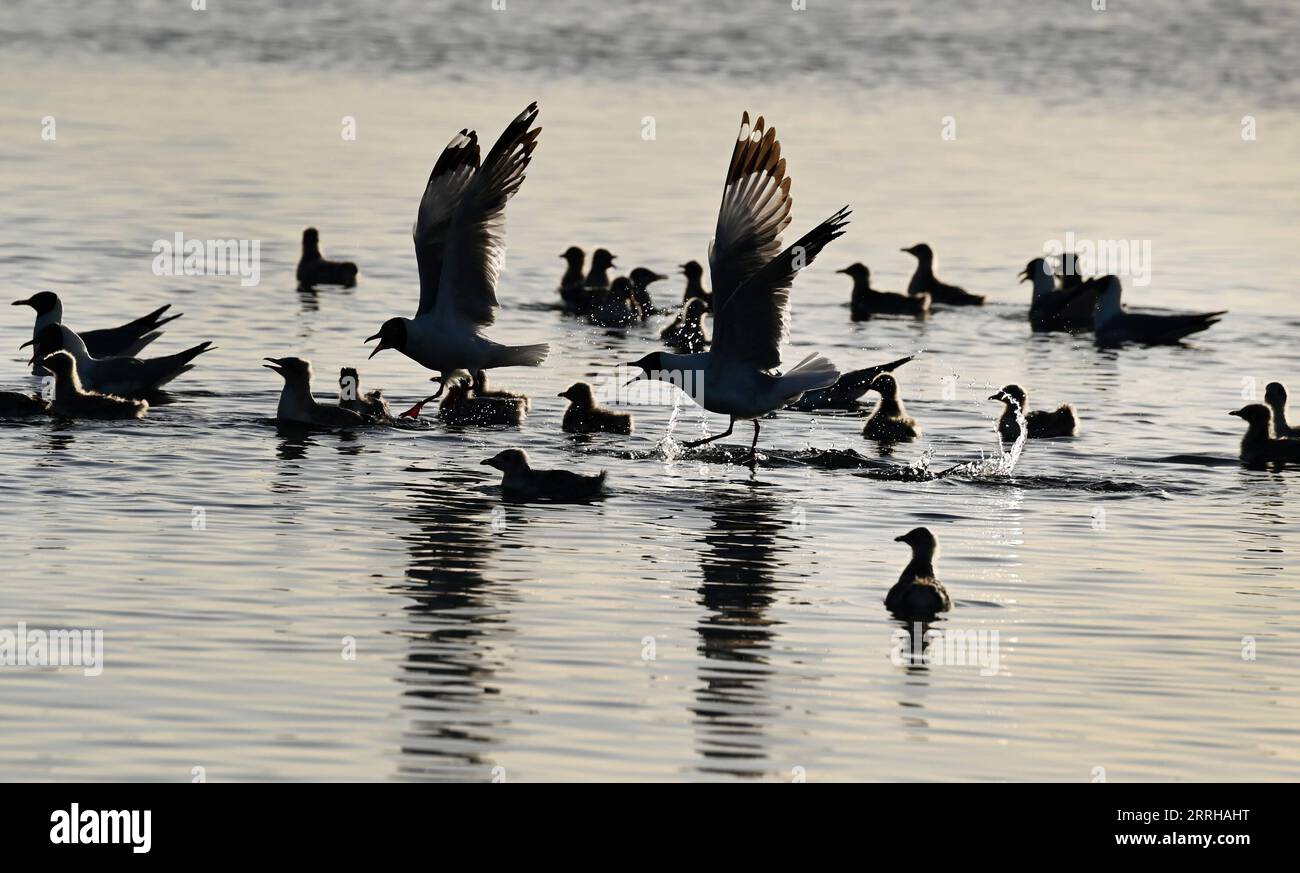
[1093,276,1225,346]
[0,390,47,417]
[30,323,214,397]
[472,370,532,411]
[297,228,358,288]
[628,267,668,317]
[679,260,711,311]
[659,297,710,352]
[13,291,179,359]
[264,357,365,427]
[863,372,921,442]
[337,367,391,418]
[436,377,527,427]
[481,448,606,501]
[364,103,549,397]
[1022,257,1096,332]
[625,112,849,462]
[1264,382,1299,438]
[584,248,617,291]
[1230,404,1300,465]
[589,277,643,327]
[41,351,147,420]
[902,243,985,306]
[787,355,915,411]
[838,263,929,319]
[560,382,633,434]
[558,246,588,311]
[989,384,1077,441]
[885,527,952,619]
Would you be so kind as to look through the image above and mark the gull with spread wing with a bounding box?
[365,103,549,395]
[625,112,848,462]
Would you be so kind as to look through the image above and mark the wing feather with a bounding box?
[435,102,541,329]
[413,129,480,316]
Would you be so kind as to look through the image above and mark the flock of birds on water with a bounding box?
[5,103,1297,621]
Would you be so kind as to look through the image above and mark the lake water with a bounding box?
[1,0,1298,781]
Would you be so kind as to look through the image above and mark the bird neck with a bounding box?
[36,303,63,332]
[903,556,935,581]
[51,366,84,400]
[875,392,903,417]
[1268,399,1290,433]
[684,274,705,295]
[1241,418,1271,446]
[561,261,583,284]
[1030,268,1054,302]
[278,378,317,416]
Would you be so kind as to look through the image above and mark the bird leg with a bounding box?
[398,393,441,419]
[743,420,761,467]
[682,417,734,449]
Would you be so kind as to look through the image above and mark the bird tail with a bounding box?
[493,343,549,368]
[778,353,840,401]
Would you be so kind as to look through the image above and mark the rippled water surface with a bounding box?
[1,1,1298,781]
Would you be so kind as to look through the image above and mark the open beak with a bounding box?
[262,357,283,373]
[19,339,32,350]
[1018,269,1029,283]
[364,332,386,359]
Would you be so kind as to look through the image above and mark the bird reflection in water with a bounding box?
[392,474,514,781]
[692,491,795,779]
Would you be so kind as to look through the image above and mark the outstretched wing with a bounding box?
[712,207,851,370]
[435,102,542,330]
[708,112,792,312]
[413,129,480,316]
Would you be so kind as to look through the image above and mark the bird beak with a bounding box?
[262,357,283,373]
[1018,269,1029,282]
[988,392,1003,401]
[624,371,643,387]
[1229,410,1242,417]
[899,247,910,253]
[836,267,849,274]
[12,298,31,307]
[364,332,385,359]
[654,272,668,282]
[557,391,569,398]
[894,534,907,542]
[18,339,32,350]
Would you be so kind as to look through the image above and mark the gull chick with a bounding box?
[838,263,929,319]
[1230,405,1300,465]
[863,372,921,442]
[558,246,588,312]
[589,276,643,328]
[264,357,365,427]
[338,367,391,418]
[584,248,617,291]
[481,448,606,502]
[560,382,633,434]
[679,260,711,311]
[902,243,985,306]
[42,351,147,419]
[365,103,548,396]
[886,527,952,619]
[625,111,849,462]
[989,384,1077,441]
[628,267,668,317]
[436,377,526,427]
[659,297,710,353]
[1264,382,1299,438]
[297,228,358,288]
[0,390,46,417]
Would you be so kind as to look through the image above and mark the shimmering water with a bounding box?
[1,0,1298,781]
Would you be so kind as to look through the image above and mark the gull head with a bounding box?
[867,372,899,398]
[1264,382,1287,407]
[40,350,77,380]
[558,382,594,406]
[836,262,869,282]
[624,351,665,386]
[1019,258,1047,283]
[901,243,933,262]
[482,448,530,473]
[679,260,704,279]
[263,356,313,383]
[629,267,668,289]
[895,526,938,560]
[560,246,584,265]
[302,227,320,247]
[25,323,66,364]
[590,248,617,270]
[364,317,407,359]
[1229,404,1272,428]
[989,384,1026,407]
[12,290,60,314]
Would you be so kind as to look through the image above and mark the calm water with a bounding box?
[1,1,1298,781]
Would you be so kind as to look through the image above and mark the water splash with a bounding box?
[654,392,686,463]
[941,401,1029,479]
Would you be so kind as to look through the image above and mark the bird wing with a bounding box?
[413,129,481,316]
[80,305,181,356]
[708,112,792,313]
[1125,311,1225,343]
[435,102,541,330]
[711,207,851,370]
